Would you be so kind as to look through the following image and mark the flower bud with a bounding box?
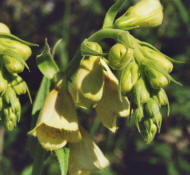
[145,67,169,89]
[135,105,144,132]
[96,59,130,132]
[3,56,24,74]
[145,98,162,131]
[4,108,17,131]
[86,41,103,54]
[115,0,163,30]
[142,46,173,73]
[139,118,157,143]
[0,68,8,93]
[108,43,133,70]
[68,127,109,175]
[134,77,150,104]
[0,97,3,111]
[0,23,11,33]
[29,84,82,151]
[4,86,17,106]
[11,76,27,95]
[0,38,32,60]
[121,61,139,94]
[156,88,169,106]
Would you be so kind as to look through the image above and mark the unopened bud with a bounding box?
[0,23,11,33]
[115,0,163,30]
[0,97,3,110]
[139,118,157,143]
[145,67,169,89]
[142,46,173,73]
[108,43,133,70]
[4,108,17,131]
[0,68,8,93]
[4,86,17,105]
[121,61,139,94]
[11,76,27,95]
[134,78,150,104]
[156,88,169,106]
[3,56,24,74]
[145,98,162,131]
[0,38,32,61]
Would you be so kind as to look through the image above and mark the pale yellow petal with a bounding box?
[29,87,81,151]
[96,60,130,132]
[68,127,109,175]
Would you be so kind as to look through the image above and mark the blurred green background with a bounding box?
[0,0,190,175]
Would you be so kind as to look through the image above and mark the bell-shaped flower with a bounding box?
[71,56,104,110]
[68,127,110,175]
[29,83,82,151]
[115,0,163,30]
[96,60,130,132]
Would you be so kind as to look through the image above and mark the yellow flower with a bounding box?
[96,59,130,132]
[71,56,104,110]
[29,83,81,151]
[68,127,110,175]
[115,0,163,30]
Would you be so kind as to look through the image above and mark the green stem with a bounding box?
[103,0,127,28]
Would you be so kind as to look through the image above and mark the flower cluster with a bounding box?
[0,22,32,130]
[30,0,181,174]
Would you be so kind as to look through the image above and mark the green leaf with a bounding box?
[52,39,63,57]
[32,142,48,175]
[103,0,127,28]
[0,33,38,47]
[55,147,70,175]
[36,39,59,79]
[32,77,51,115]
[81,39,107,57]
[21,165,32,175]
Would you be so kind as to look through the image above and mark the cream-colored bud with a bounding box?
[29,84,81,151]
[115,0,163,30]
[68,127,109,175]
[0,23,11,33]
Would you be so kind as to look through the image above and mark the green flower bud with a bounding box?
[115,0,163,30]
[11,76,27,95]
[86,41,103,54]
[0,97,3,110]
[0,23,11,33]
[3,56,24,74]
[4,86,17,106]
[121,61,139,94]
[0,68,8,93]
[145,98,162,131]
[4,108,17,131]
[108,43,133,70]
[156,88,169,106]
[134,78,150,105]
[142,46,173,73]
[0,38,32,61]
[145,67,169,89]
[135,105,144,132]
[139,118,157,143]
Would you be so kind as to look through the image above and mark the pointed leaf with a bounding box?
[32,77,51,115]
[36,39,59,79]
[55,147,70,175]
[0,33,38,47]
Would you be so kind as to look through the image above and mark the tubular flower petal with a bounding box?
[115,0,163,30]
[68,127,110,175]
[71,56,104,109]
[96,60,130,132]
[29,85,81,151]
